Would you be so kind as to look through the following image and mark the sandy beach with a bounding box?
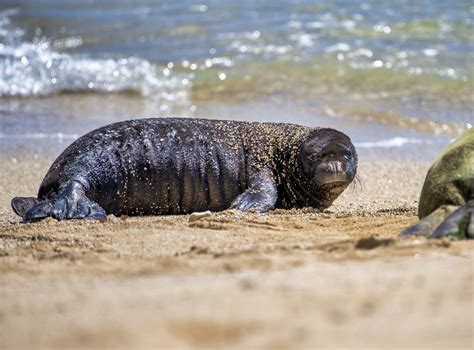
[1,155,473,349]
[1,1,473,348]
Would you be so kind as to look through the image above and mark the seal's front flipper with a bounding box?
[11,197,39,218]
[21,182,107,222]
[230,169,277,213]
[431,201,474,239]
[400,205,458,237]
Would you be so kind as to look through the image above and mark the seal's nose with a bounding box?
[327,161,343,173]
[316,160,343,174]
[315,157,356,185]
[316,161,349,185]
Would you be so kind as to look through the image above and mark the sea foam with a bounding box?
[0,9,189,103]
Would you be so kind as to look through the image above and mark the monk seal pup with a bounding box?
[11,118,358,221]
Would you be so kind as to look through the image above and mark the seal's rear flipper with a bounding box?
[11,197,39,219]
[23,196,107,222]
[19,182,107,222]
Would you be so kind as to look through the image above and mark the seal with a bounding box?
[11,118,358,222]
[401,128,473,239]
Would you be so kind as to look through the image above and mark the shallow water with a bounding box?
[0,1,472,159]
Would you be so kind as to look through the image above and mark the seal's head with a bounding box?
[297,128,357,207]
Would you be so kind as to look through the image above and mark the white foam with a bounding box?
[325,43,351,52]
[296,34,314,47]
[0,9,189,102]
[355,137,433,148]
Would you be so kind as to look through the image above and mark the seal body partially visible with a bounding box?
[418,129,474,219]
[401,128,474,239]
[11,118,357,221]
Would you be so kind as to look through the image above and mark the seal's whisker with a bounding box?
[349,173,363,193]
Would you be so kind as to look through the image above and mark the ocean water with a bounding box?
[0,0,473,159]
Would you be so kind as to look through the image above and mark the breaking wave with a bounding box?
[0,9,189,103]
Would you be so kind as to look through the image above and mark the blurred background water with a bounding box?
[0,0,472,159]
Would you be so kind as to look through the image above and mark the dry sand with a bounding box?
[0,155,473,349]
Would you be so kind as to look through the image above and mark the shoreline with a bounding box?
[0,94,458,163]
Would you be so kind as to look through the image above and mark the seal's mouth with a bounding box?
[315,172,351,187]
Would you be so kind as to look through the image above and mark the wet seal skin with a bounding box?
[11,118,357,222]
[401,128,474,239]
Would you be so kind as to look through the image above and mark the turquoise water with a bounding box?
[0,0,472,158]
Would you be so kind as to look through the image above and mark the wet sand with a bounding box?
[0,155,473,349]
